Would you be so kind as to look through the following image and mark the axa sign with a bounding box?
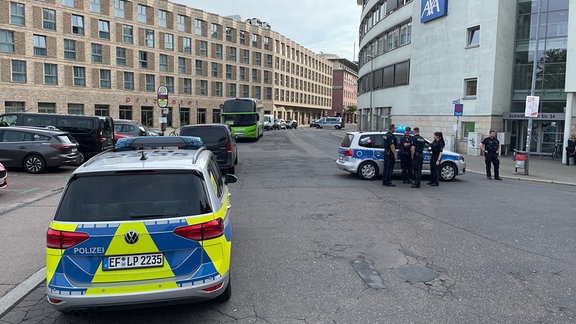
[421,0,448,23]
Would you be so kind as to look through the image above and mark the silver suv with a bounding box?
[336,131,466,181]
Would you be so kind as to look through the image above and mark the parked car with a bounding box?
[279,119,287,130]
[180,124,238,173]
[114,119,150,137]
[0,163,7,189]
[273,119,281,130]
[113,132,131,144]
[0,113,114,164]
[0,126,81,173]
[263,114,274,130]
[336,131,466,181]
[46,136,237,312]
[289,120,298,129]
[316,116,344,129]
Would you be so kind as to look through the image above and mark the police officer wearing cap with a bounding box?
[410,127,425,188]
[480,130,502,180]
[400,126,413,184]
[382,124,398,187]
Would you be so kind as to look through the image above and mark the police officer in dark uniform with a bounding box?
[400,126,413,183]
[480,130,502,180]
[382,124,397,187]
[428,131,444,186]
[410,127,425,188]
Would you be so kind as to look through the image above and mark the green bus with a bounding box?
[221,98,264,141]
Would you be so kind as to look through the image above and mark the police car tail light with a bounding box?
[203,282,223,292]
[174,218,224,241]
[343,149,353,157]
[46,228,89,249]
[226,142,233,153]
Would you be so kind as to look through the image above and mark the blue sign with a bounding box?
[454,104,463,116]
[421,0,449,23]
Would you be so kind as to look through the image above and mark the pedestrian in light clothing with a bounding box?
[566,133,576,166]
[400,126,413,183]
[428,131,444,187]
[480,130,502,180]
[382,124,397,187]
[410,127,425,188]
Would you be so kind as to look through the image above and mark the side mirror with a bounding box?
[225,174,238,184]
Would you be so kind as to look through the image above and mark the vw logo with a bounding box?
[124,230,139,244]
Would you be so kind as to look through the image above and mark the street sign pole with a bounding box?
[157,86,168,136]
[453,101,463,153]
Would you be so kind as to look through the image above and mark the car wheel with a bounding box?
[214,280,231,302]
[440,163,456,181]
[358,161,378,180]
[23,154,46,174]
[75,151,86,166]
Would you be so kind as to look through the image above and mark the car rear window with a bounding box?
[55,171,212,222]
[56,134,77,144]
[340,133,354,148]
[180,127,227,144]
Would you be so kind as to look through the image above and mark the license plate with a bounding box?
[103,253,164,271]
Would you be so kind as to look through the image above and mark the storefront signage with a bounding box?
[503,112,565,120]
[421,0,448,23]
[124,97,195,106]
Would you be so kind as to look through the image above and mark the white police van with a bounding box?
[315,117,344,129]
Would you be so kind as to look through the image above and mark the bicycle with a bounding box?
[168,128,180,136]
[552,141,562,159]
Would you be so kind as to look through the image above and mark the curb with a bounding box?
[0,267,45,317]
[466,169,576,186]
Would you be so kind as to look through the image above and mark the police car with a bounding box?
[336,131,466,181]
[46,136,237,312]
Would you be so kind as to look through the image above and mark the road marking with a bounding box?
[0,267,45,317]
[2,188,39,194]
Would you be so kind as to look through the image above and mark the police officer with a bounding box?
[382,124,398,187]
[428,131,444,186]
[400,126,413,183]
[480,130,502,180]
[410,127,425,188]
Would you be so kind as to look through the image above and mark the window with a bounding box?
[68,103,84,115]
[215,82,222,97]
[199,41,208,57]
[145,74,155,91]
[100,69,111,88]
[12,60,26,83]
[255,52,262,66]
[98,20,110,40]
[465,78,477,98]
[91,43,103,63]
[33,35,47,56]
[229,83,236,97]
[122,25,133,44]
[145,29,154,47]
[89,0,100,12]
[124,71,134,90]
[63,0,74,7]
[211,62,218,77]
[38,102,56,114]
[252,34,258,48]
[158,10,167,28]
[239,31,246,45]
[399,22,411,46]
[159,54,168,71]
[200,80,208,95]
[239,67,246,81]
[195,60,203,76]
[44,63,58,85]
[165,33,173,50]
[178,57,186,74]
[183,37,191,54]
[73,66,85,86]
[137,5,147,24]
[242,50,249,64]
[467,26,480,47]
[94,104,109,116]
[165,76,174,93]
[263,70,270,83]
[461,122,475,139]
[226,27,233,42]
[252,68,258,82]
[266,54,273,67]
[229,47,237,62]
[116,47,126,66]
[72,15,84,35]
[195,19,203,36]
[115,0,125,18]
[139,51,149,69]
[64,39,76,59]
[0,30,15,53]
[264,37,270,50]
[242,85,249,97]
[177,15,185,32]
[10,2,25,26]
[254,86,261,100]
[226,65,232,79]
[215,44,223,59]
[211,23,218,38]
[43,9,56,30]
[183,78,192,94]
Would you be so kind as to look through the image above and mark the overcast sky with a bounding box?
[173,0,362,61]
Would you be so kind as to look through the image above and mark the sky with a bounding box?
[173,0,363,61]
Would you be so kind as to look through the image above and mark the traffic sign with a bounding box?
[157,86,168,108]
[454,104,463,116]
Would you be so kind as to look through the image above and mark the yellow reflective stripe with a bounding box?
[49,221,78,232]
[46,248,62,285]
[202,197,231,275]
[85,281,178,295]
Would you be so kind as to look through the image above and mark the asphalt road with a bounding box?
[1,127,575,323]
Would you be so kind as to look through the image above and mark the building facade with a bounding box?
[0,0,332,128]
[357,0,575,156]
[324,54,359,123]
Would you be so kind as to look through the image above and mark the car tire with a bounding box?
[440,163,456,181]
[23,154,46,174]
[75,151,86,166]
[358,161,378,180]
[214,280,231,302]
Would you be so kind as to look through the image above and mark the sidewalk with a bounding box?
[464,152,576,186]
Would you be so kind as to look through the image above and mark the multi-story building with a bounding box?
[324,54,358,123]
[357,0,575,156]
[0,0,332,128]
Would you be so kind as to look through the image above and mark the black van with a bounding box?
[0,113,114,163]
